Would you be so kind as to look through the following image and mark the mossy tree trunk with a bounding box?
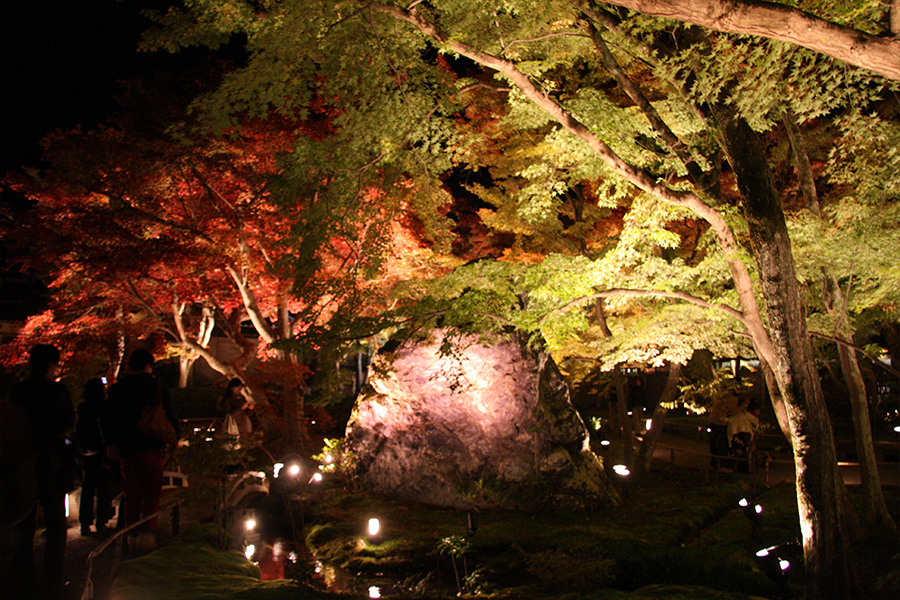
[712,105,859,599]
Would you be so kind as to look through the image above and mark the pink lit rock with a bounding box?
[345,330,618,509]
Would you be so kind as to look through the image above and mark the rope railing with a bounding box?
[80,499,183,600]
[653,441,898,486]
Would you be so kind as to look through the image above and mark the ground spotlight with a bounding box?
[613,464,630,476]
[368,586,381,598]
[244,544,256,560]
[600,439,611,447]
[308,472,323,484]
[755,545,791,588]
[368,517,381,537]
[738,497,763,523]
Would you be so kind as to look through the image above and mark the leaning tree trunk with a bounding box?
[714,107,858,599]
[757,355,792,440]
[595,299,634,465]
[177,355,196,388]
[786,110,896,534]
[636,362,682,474]
[837,336,896,531]
[822,282,899,534]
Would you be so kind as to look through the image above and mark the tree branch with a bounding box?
[810,330,900,379]
[584,21,707,186]
[375,2,777,367]
[501,31,590,55]
[595,0,900,80]
[539,287,746,324]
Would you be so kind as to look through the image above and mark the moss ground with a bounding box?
[111,463,899,600]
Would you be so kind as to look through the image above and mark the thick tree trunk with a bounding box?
[713,107,857,599]
[636,362,682,473]
[595,0,900,80]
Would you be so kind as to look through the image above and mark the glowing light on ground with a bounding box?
[368,518,381,536]
[613,464,630,476]
[369,586,381,598]
[244,544,256,560]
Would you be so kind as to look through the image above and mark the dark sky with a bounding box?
[1,1,160,172]
[1,1,168,319]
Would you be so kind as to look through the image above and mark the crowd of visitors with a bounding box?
[0,345,184,598]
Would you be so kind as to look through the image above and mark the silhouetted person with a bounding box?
[103,349,179,548]
[220,377,253,441]
[9,344,75,597]
[76,377,113,536]
[707,394,732,471]
[728,398,759,474]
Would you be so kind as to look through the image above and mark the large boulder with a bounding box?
[344,330,619,510]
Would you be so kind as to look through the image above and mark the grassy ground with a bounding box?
[115,460,891,599]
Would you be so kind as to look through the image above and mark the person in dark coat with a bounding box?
[76,377,114,536]
[103,349,179,541]
[220,377,253,441]
[8,344,75,596]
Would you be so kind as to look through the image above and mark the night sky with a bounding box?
[1,1,163,172]
[1,1,168,320]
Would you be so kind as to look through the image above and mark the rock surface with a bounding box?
[345,330,618,509]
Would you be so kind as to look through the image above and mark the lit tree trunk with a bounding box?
[228,266,311,450]
[713,106,858,599]
[172,299,281,437]
[112,309,126,381]
[636,361,681,473]
[758,355,792,440]
[176,305,215,388]
[825,280,897,532]
[784,112,896,534]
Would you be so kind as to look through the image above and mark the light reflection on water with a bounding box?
[256,538,395,597]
